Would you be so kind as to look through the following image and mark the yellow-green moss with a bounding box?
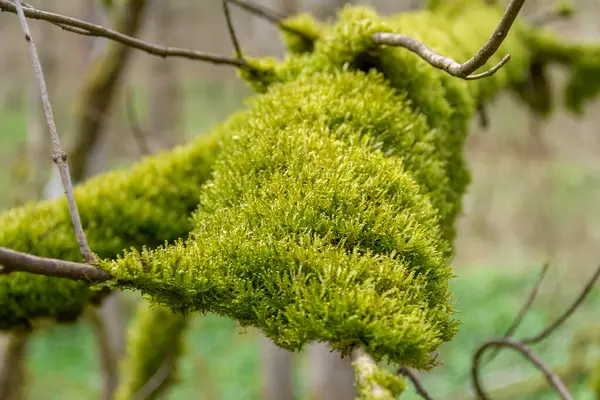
[353,361,405,400]
[0,129,224,330]
[115,301,187,400]
[1,0,600,375]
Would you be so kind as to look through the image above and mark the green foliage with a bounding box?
[280,13,322,54]
[115,301,188,400]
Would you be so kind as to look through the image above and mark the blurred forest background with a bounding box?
[1,0,600,399]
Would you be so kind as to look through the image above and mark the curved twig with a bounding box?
[0,0,244,67]
[371,0,527,80]
[484,262,550,365]
[226,0,314,42]
[523,264,600,345]
[397,367,434,400]
[472,338,573,400]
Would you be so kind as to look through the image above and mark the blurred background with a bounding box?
[1,0,600,399]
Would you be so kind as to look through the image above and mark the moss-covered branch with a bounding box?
[1,1,600,391]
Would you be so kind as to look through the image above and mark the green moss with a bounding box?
[0,129,223,330]
[280,13,322,54]
[115,301,188,400]
[1,1,600,382]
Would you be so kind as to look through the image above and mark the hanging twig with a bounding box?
[131,350,176,400]
[472,338,574,400]
[223,0,243,60]
[397,367,434,400]
[13,0,97,263]
[371,0,527,80]
[0,0,244,67]
[226,0,313,41]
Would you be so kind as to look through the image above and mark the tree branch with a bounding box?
[371,0,527,80]
[397,367,433,400]
[0,0,244,67]
[223,0,243,60]
[472,338,574,400]
[523,263,600,345]
[0,246,111,282]
[13,0,96,263]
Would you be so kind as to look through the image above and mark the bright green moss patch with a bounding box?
[2,1,600,382]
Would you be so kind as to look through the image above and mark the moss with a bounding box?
[280,13,322,54]
[115,301,188,400]
[1,0,600,380]
[0,129,223,330]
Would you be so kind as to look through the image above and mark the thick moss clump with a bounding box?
[1,0,600,373]
[115,301,187,400]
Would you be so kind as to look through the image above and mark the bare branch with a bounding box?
[223,0,243,60]
[484,262,550,365]
[397,367,433,400]
[13,0,96,263]
[523,264,600,345]
[371,0,527,80]
[472,338,574,400]
[0,0,244,67]
[0,246,111,282]
[226,0,314,42]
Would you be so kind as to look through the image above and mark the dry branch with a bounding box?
[472,338,574,400]
[13,0,96,263]
[371,0,527,80]
[397,367,433,400]
[0,0,244,67]
[0,246,110,282]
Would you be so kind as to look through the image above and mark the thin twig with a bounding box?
[0,246,111,282]
[371,0,527,80]
[397,367,433,400]
[124,90,152,155]
[223,0,243,60]
[523,264,600,345]
[131,351,176,400]
[484,262,550,365]
[0,0,244,67]
[226,0,314,41]
[14,0,96,263]
[472,338,574,400]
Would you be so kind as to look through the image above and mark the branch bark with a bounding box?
[13,0,96,263]
[0,246,110,282]
[371,0,527,80]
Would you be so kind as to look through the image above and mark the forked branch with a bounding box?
[0,0,244,67]
[371,0,527,80]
